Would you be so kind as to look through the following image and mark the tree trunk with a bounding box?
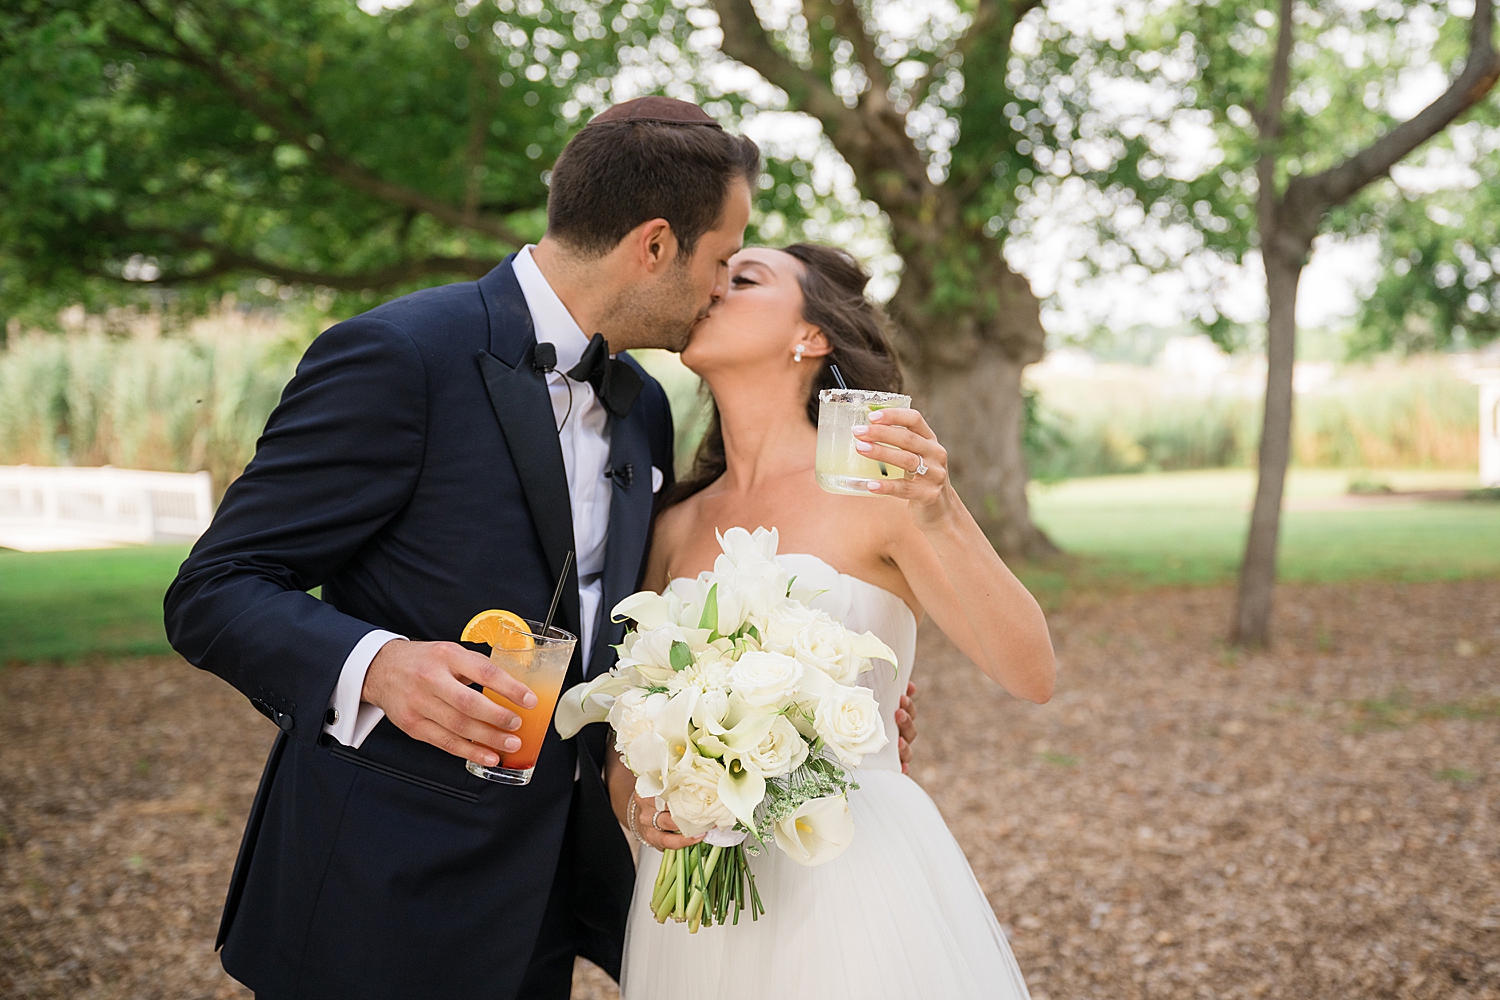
[888,234,1058,561]
[1232,244,1304,647]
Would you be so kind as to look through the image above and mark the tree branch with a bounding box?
[1252,0,1295,252]
[807,0,889,96]
[119,0,526,246]
[1252,0,1295,140]
[710,0,933,213]
[1301,0,1498,210]
[710,0,859,132]
[103,226,495,290]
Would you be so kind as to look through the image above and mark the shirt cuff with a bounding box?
[323,629,405,749]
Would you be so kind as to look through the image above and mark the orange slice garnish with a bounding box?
[461,609,535,651]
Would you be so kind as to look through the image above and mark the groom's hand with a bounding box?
[362,639,538,767]
[897,680,918,774]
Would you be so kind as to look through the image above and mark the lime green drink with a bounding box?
[815,389,912,496]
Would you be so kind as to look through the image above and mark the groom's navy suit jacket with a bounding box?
[164,257,673,999]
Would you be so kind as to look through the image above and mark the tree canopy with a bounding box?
[0,0,672,326]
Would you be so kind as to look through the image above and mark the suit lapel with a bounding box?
[475,259,581,638]
[588,407,654,677]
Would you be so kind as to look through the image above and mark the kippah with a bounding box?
[587,96,723,129]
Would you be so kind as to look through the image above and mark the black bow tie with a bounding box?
[565,333,642,419]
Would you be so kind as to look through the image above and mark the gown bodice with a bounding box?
[774,553,916,773]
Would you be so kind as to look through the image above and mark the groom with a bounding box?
[168,97,917,1000]
[165,98,757,999]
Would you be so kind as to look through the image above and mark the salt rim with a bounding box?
[817,388,911,404]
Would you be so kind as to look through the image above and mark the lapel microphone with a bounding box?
[604,464,634,490]
[532,341,573,429]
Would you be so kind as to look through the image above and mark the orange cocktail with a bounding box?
[461,612,576,785]
[480,662,569,771]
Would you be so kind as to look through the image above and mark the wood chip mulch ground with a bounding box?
[2,579,1497,999]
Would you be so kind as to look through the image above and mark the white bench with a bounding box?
[1459,369,1500,488]
[0,465,214,551]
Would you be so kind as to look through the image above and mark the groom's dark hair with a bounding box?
[547,100,760,259]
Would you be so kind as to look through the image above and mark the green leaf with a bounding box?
[669,640,694,672]
[698,583,719,633]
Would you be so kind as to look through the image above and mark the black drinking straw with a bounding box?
[542,550,574,639]
[829,364,849,390]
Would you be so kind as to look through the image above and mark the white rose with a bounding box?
[774,795,855,867]
[762,605,899,684]
[760,601,821,652]
[663,753,737,837]
[607,688,667,749]
[727,650,804,708]
[744,715,809,778]
[813,684,888,766]
[792,618,861,684]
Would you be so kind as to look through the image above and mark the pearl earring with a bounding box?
[793,344,805,362]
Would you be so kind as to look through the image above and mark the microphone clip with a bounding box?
[532,342,558,375]
[604,464,634,490]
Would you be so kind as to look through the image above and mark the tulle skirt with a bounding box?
[620,769,1032,1000]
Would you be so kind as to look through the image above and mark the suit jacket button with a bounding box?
[276,711,295,732]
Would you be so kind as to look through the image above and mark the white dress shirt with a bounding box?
[322,245,614,749]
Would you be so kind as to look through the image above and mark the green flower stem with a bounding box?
[684,844,724,933]
[674,847,686,920]
[650,848,676,915]
[654,851,684,929]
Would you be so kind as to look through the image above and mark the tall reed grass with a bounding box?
[1026,357,1478,480]
[0,320,1479,494]
[0,314,301,497]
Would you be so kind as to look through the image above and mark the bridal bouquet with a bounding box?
[555,527,897,932]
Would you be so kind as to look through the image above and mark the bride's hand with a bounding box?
[607,748,702,851]
[852,408,958,529]
[630,791,704,852]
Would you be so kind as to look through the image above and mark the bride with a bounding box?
[602,242,1056,998]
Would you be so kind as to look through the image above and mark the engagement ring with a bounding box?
[651,808,666,832]
[915,457,928,476]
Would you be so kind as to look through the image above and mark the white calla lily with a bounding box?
[554,672,631,739]
[850,630,899,675]
[717,755,766,829]
[774,794,855,866]
[611,590,673,630]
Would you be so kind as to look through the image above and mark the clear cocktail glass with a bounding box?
[815,388,913,496]
[465,619,577,785]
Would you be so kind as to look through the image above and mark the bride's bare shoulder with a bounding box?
[646,491,706,589]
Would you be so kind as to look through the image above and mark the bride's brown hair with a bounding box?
[659,242,904,510]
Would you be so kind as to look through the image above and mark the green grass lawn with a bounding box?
[1018,468,1500,605]
[3,468,1497,663]
[0,545,190,663]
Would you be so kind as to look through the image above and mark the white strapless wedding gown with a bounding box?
[619,554,1032,1000]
